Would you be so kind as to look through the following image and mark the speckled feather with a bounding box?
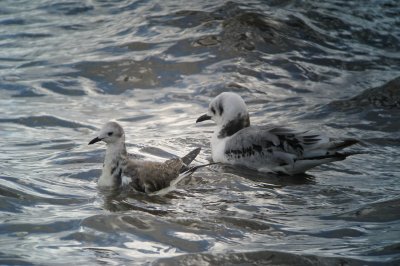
[198,92,359,175]
[89,121,201,192]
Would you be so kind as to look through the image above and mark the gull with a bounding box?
[196,92,359,175]
[88,121,202,193]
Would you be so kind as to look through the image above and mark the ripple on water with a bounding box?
[0,115,96,129]
[78,214,213,253]
[330,76,400,110]
[153,250,378,266]
[39,2,94,16]
[1,82,45,97]
[0,0,400,265]
[41,80,87,96]
[328,197,400,223]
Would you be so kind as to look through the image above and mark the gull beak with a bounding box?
[196,114,212,123]
[88,136,102,145]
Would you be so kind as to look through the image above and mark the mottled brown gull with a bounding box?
[89,121,202,193]
[196,92,359,175]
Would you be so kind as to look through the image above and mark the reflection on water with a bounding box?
[1,0,399,265]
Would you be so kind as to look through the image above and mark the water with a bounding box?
[1,0,399,265]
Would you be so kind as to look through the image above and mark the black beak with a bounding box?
[196,114,212,123]
[88,137,102,145]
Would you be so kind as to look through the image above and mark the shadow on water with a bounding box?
[98,186,175,215]
[215,164,316,188]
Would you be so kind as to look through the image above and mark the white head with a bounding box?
[196,92,250,138]
[88,121,125,145]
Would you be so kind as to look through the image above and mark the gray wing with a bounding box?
[124,158,183,193]
[224,126,323,165]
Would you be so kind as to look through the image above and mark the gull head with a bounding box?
[196,92,250,129]
[88,121,125,145]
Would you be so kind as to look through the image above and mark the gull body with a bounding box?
[89,121,201,192]
[196,92,359,175]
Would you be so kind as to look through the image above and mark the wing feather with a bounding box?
[124,159,183,193]
[224,126,328,167]
[221,125,358,174]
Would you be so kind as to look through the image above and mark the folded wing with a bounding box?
[224,125,358,174]
[124,147,201,193]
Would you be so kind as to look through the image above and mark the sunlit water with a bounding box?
[1,0,400,265]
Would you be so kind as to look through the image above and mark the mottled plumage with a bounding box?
[197,92,359,175]
[89,121,201,193]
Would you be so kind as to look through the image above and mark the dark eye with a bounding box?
[218,104,224,115]
[107,132,113,136]
[211,107,216,114]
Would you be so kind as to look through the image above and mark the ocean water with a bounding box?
[1,0,399,265]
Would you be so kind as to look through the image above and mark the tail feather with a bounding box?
[281,151,363,175]
[304,138,359,157]
[330,138,359,151]
[182,162,219,175]
[305,151,363,161]
[180,147,201,172]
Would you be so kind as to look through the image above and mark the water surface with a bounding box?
[1,0,400,265]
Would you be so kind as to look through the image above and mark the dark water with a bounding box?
[1,0,400,265]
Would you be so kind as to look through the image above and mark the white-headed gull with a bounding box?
[196,92,359,175]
